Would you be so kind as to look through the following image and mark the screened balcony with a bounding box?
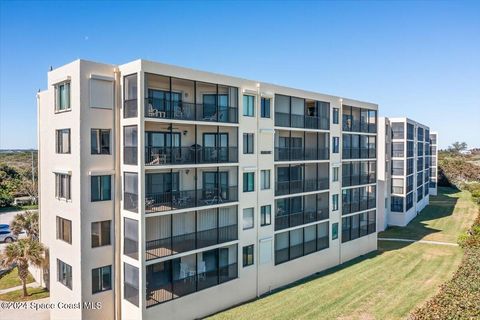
[146,244,238,307]
[144,74,238,123]
[144,123,238,166]
[275,163,329,196]
[145,167,238,213]
[342,105,377,133]
[275,193,329,231]
[274,130,329,161]
[274,94,330,130]
[145,206,238,261]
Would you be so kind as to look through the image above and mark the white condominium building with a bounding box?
[37,59,378,320]
[377,117,432,230]
[429,132,439,196]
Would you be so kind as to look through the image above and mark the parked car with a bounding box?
[0,224,9,230]
[0,228,26,243]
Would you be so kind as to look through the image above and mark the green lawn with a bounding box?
[0,267,34,290]
[0,287,49,301]
[380,187,478,243]
[210,187,476,320]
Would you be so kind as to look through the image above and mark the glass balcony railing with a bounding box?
[145,187,238,213]
[145,98,238,123]
[145,146,238,166]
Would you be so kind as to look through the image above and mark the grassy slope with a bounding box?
[379,187,477,243]
[210,187,475,320]
[0,267,34,290]
[0,287,49,301]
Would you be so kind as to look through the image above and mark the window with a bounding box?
[392,160,404,176]
[332,222,338,240]
[333,167,339,182]
[91,175,111,201]
[90,78,114,109]
[56,217,72,244]
[124,218,138,259]
[332,107,339,124]
[261,97,271,118]
[243,245,254,267]
[57,259,72,289]
[243,172,255,192]
[91,129,111,154]
[260,170,270,190]
[55,173,71,200]
[124,74,138,118]
[243,133,254,154]
[243,95,255,117]
[91,220,111,247]
[55,129,70,154]
[392,122,404,139]
[260,205,271,226]
[124,263,139,306]
[55,82,71,111]
[124,172,138,213]
[124,126,138,165]
[392,142,404,157]
[243,208,254,230]
[332,194,339,211]
[92,265,111,294]
[332,137,339,153]
[391,196,404,212]
[341,211,376,243]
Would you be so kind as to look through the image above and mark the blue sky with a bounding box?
[1,1,479,149]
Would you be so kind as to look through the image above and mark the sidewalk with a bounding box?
[0,282,40,295]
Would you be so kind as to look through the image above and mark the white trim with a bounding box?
[51,76,71,86]
[242,166,257,172]
[242,88,257,95]
[53,169,71,175]
[90,74,115,82]
[260,128,274,134]
[89,170,115,176]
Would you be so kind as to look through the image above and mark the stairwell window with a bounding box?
[55,173,71,200]
[56,129,71,154]
[332,194,339,211]
[243,208,254,230]
[57,259,72,289]
[91,129,111,154]
[243,95,255,117]
[243,172,255,192]
[261,97,271,118]
[332,137,339,153]
[91,220,111,247]
[333,108,339,124]
[56,216,72,244]
[243,133,254,154]
[92,265,112,294]
[260,205,271,226]
[261,170,270,190]
[55,82,71,112]
[91,175,112,201]
[243,245,254,267]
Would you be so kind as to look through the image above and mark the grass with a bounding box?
[0,287,49,301]
[379,187,478,243]
[210,187,474,320]
[0,267,34,290]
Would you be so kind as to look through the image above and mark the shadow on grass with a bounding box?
[379,187,459,242]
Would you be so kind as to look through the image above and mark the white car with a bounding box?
[0,228,27,243]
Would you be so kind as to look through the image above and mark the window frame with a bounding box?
[55,81,71,113]
[242,207,254,230]
[91,220,111,248]
[260,205,272,226]
[55,173,71,200]
[92,265,112,294]
[91,129,111,155]
[243,172,255,192]
[55,129,71,154]
[332,194,339,211]
[261,97,271,118]
[333,107,339,124]
[332,137,339,153]
[91,175,112,202]
[56,216,72,244]
[260,170,270,190]
[57,259,72,289]
[242,245,254,267]
[243,133,254,154]
[243,95,255,117]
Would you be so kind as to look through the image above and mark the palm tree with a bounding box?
[10,210,39,240]
[1,239,45,297]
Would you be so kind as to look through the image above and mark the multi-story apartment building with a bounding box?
[377,117,431,229]
[429,132,438,196]
[37,59,378,320]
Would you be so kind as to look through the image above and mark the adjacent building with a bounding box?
[37,59,379,320]
[429,132,438,196]
[377,117,431,230]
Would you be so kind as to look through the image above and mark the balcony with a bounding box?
[275,209,329,231]
[275,178,329,196]
[145,146,238,166]
[342,147,376,160]
[342,105,377,134]
[145,99,238,123]
[145,206,238,260]
[146,244,238,307]
[275,112,329,130]
[274,147,329,161]
[274,96,330,130]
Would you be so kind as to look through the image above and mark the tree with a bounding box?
[449,141,468,153]
[10,210,39,240]
[0,239,45,297]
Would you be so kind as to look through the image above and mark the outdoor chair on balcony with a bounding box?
[197,261,206,281]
